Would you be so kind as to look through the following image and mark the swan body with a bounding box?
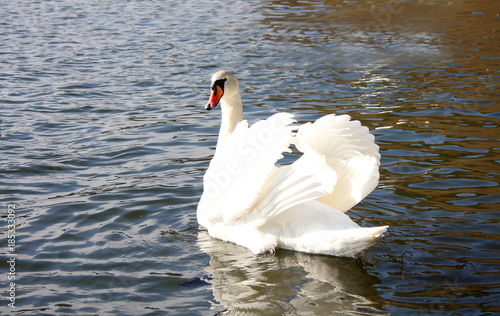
[197,71,388,257]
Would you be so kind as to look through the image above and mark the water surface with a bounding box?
[1,0,499,315]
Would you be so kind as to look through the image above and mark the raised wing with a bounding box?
[197,113,296,227]
[295,114,380,212]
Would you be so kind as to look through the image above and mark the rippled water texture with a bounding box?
[1,0,499,315]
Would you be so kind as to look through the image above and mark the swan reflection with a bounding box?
[198,230,387,315]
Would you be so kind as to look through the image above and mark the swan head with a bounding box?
[205,70,239,111]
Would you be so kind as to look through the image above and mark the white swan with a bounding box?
[197,70,388,257]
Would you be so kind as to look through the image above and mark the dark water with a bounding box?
[1,0,499,315]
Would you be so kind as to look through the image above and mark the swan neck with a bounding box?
[218,94,243,145]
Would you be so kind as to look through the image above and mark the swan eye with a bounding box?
[212,78,227,95]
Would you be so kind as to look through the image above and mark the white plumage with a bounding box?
[197,71,387,257]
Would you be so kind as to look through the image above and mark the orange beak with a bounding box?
[205,85,224,111]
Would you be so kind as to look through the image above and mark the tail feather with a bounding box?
[277,226,388,257]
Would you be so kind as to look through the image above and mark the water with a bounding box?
[1,0,499,314]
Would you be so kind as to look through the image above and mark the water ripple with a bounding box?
[1,0,499,314]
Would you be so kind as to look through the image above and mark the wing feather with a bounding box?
[197,113,296,227]
[295,114,380,212]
